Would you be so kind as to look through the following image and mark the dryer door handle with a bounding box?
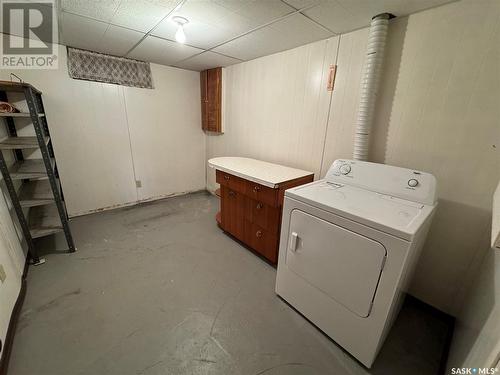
[289,232,299,252]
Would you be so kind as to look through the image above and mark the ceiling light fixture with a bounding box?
[172,16,189,44]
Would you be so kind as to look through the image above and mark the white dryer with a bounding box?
[275,159,437,368]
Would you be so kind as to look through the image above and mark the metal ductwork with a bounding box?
[353,13,391,161]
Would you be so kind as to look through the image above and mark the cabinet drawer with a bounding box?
[245,181,278,207]
[244,197,280,232]
[216,170,245,193]
[244,221,278,264]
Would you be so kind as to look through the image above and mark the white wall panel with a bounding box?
[0,225,22,360]
[380,0,500,314]
[319,0,500,314]
[320,28,369,175]
[0,39,205,217]
[446,180,500,370]
[124,64,205,201]
[206,37,339,192]
[494,181,500,248]
[447,246,500,370]
[0,183,26,354]
[0,44,138,216]
[0,99,29,348]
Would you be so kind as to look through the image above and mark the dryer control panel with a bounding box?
[325,159,437,205]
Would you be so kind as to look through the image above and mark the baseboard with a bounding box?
[0,258,29,375]
[69,189,208,218]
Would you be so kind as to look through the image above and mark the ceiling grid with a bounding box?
[58,0,457,71]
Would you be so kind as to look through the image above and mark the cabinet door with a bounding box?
[200,70,208,130]
[206,67,221,132]
[220,186,244,240]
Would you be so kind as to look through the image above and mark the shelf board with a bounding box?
[0,80,42,94]
[0,112,44,117]
[9,158,54,180]
[29,204,63,239]
[19,179,55,207]
[0,136,49,150]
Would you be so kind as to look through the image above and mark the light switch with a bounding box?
[0,265,6,283]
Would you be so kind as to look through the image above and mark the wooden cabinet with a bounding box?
[215,169,314,265]
[200,67,222,133]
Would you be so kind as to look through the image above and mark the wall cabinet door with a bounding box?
[200,67,221,133]
[200,70,208,130]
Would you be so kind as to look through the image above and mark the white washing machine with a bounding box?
[275,159,437,368]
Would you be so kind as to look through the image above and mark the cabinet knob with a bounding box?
[256,203,263,210]
[256,230,263,238]
[228,190,235,197]
[253,186,260,193]
[224,175,230,180]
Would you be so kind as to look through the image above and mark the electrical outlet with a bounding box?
[136,180,142,188]
[0,264,6,283]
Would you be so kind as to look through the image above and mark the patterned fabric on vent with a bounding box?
[67,47,153,89]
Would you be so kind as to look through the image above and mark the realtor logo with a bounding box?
[1,0,58,68]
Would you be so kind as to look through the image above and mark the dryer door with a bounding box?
[286,209,387,318]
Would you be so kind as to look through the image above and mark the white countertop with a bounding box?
[208,157,314,188]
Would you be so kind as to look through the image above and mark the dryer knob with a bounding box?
[340,164,351,175]
[408,179,419,187]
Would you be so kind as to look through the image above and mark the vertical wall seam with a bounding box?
[121,86,139,201]
[319,35,341,177]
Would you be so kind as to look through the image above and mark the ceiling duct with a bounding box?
[353,13,392,161]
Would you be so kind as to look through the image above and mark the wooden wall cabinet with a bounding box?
[200,67,222,133]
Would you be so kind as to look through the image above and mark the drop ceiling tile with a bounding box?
[336,0,456,18]
[281,0,322,10]
[302,2,367,34]
[61,0,120,22]
[152,0,295,50]
[153,17,237,50]
[111,0,180,33]
[213,13,333,61]
[174,51,241,71]
[214,0,294,22]
[60,11,108,51]
[152,0,255,49]
[304,0,457,34]
[127,35,203,65]
[99,25,145,57]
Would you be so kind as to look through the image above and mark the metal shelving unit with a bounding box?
[0,81,75,265]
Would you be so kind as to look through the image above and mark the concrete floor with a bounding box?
[8,192,450,375]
